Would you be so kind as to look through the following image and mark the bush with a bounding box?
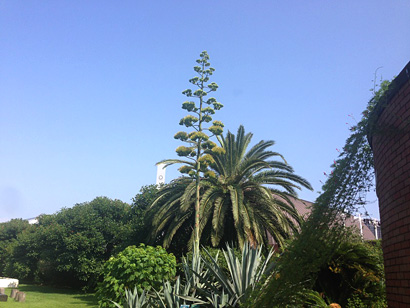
[314,239,385,307]
[96,244,176,307]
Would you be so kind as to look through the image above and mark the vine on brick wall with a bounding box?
[316,80,391,215]
[251,80,391,307]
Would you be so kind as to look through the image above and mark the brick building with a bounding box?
[369,61,410,307]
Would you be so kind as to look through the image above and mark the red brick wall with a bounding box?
[371,71,410,307]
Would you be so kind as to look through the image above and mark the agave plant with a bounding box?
[152,278,184,308]
[193,242,276,307]
[208,289,232,308]
[110,287,149,308]
[181,248,215,294]
[152,276,207,308]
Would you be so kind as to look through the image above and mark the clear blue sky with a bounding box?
[1,1,409,222]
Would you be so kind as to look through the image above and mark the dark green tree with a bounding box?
[0,219,30,276]
[125,184,160,246]
[149,126,312,249]
[158,51,225,254]
[4,197,132,289]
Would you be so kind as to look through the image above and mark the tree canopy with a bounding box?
[148,125,312,249]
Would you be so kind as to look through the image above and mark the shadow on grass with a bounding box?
[18,284,81,294]
[71,294,99,307]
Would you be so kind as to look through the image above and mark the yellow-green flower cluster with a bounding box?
[181,101,197,112]
[198,154,215,166]
[178,165,192,174]
[201,140,217,150]
[176,146,194,157]
[209,125,223,136]
[179,115,198,127]
[189,131,209,142]
[174,131,188,141]
[211,146,226,155]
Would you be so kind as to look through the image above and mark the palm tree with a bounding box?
[148,126,312,249]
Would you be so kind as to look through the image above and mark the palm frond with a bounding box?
[149,124,312,250]
[211,196,229,247]
[157,158,195,168]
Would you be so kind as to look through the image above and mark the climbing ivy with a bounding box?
[316,80,390,214]
[250,80,391,307]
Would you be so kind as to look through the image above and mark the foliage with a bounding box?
[130,242,275,308]
[126,184,160,247]
[110,287,149,308]
[183,246,242,277]
[150,252,209,308]
[193,243,276,307]
[0,219,30,276]
[158,50,224,254]
[346,292,387,308]
[301,290,330,307]
[4,197,132,289]
[316,79,390,214]
[96,244,176,307]
[246,221,386,307]
[3,223,39,282]
[146,177,196,256]
[149,125,312,250]
[152,277,200,308]
[346,294,367,308]
[0,218,30,240]
[314,239,385,307]
[249,81,390,307]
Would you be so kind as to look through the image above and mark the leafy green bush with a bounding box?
[96,244,177,307]
[247,226,386,307]
[346,294,367,308]
[3,197,133,289]
[314,239,385,307]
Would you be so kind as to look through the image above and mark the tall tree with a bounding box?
[0,219,30,276]
[158,51,224,254]
[4,197,132,289]
[149,126,312,249]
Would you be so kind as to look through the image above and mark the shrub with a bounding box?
[314,239,385,307]
[96,244,176,307]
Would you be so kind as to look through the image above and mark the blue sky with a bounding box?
[1,1,409,222]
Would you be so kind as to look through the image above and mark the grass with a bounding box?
[2,284,98,308]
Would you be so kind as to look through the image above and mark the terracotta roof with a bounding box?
[290,197,376,241]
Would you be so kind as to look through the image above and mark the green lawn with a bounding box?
[2,284,98,308]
